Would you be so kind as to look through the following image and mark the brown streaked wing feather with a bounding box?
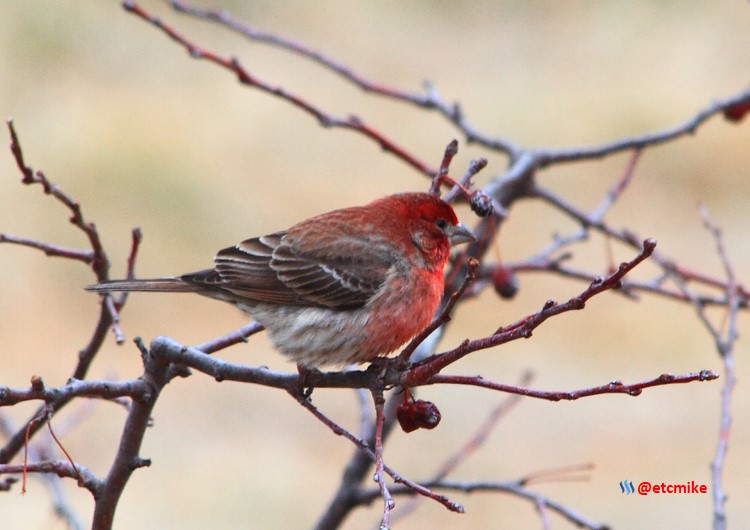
[195,229,393,310]
[270,237,391,309]
[186,223,393,309]
[204,232,302,305]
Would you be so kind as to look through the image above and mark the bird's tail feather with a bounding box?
[86,278,199,293]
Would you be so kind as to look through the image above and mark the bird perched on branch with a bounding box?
[87,192,475,367]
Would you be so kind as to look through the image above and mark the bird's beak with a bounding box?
[448,222,476,246]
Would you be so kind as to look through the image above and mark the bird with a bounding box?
[87,192,475,367]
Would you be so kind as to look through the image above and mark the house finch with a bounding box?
[87,192,475,367]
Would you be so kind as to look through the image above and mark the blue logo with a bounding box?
[620,480,635,494]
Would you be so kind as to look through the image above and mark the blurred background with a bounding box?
[1,1,748,528]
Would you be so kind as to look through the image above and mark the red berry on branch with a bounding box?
[724,99,750,122]
[397,398,442,433]
[492,265,519,299]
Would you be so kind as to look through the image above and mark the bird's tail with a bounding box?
[86,278,200,293]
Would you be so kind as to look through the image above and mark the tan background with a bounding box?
[1,1,749,529]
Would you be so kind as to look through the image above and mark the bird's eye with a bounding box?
[435,219,448,230]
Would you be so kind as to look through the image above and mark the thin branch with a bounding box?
[535,88,750,165]
[0,461,100,495]
[532,185,749,309]
[123,1,435,177]
[0,234,94,263]
[507,258,739,308]
[590,148,642,222]
[443,157,489,204]
[360,478,608,530]
[0,414,85,528]
[290,387,464,518]
[46,421,85,487]
[0,379,150,407]
[1,123,124,465]
[370,388,393,528]
[6,120,111,279]
[193,321,265,354]
[165,2,750,174]
[106,227,144,344]
[166,0,523,158]
[687,206,741,530]
[430,139,459,195]
[167,0,427,103]
[429,370,718,400]
[406,239,657,383]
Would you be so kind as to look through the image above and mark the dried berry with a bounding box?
[470,191,493,217]
[492,265,519,299]
[397,399,442,433]
[724,99,750,122]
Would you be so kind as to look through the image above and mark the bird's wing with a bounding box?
[199,231,394,310]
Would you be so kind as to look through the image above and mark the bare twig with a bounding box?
[0,461,100,495]
[430,139,459,195]
[167,0,750,169]
[590,148,642,222]
[0,378,151,407]
[533,89,750,165]
[443,157,489,204]
[360,477,608,530]
[6,120,110,279]
[106,227,144,344]
[690,206,740,530]
[167,0,427,103]
[290,385,464,519]
[0,123,126,465]
[531,185,749,308]
[371,387,394,528]
[193,321,265,354]
[122,1,435,177]
[429,370,718,400]
[0,234,93,263]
